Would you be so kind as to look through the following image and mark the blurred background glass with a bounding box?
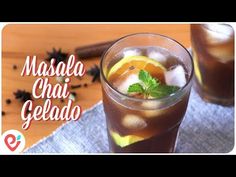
[190,24,234,106]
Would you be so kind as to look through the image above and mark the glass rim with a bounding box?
[201,24,234,33]
[100,32,194,102]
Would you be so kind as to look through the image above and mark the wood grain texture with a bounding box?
[2,24,190,149]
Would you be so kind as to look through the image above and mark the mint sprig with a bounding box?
[127,83,144,93]
[128,70,179,99]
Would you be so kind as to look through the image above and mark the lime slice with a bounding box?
[110,130,144,148]
[192,49,203,85]
[108,55,166,79]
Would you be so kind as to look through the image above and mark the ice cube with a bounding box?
[208,44,234,63]
[142,101,166,118]
[147,48,168,65]
[165,65,187,87]
[203,24,234,44]
[143,110,165,118]
[122,114,147,130]
[116,74,140,94]
[123,48,142,58]
[142,101,162,109]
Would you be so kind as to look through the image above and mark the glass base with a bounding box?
[108,125,180,153]
[193,82,234,107]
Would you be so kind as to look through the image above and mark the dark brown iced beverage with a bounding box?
[100,33,193,153]
[191,24,234,106]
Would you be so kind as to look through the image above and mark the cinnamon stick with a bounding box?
[75,40,116,59]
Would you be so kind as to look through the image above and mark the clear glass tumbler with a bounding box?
[191,24,234,106]
[100,33,193,153]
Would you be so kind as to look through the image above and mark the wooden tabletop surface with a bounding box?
[2,24,191,150]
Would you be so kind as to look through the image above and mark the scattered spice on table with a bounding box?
[6,99,11,104]
[75,40,115,59]
[86,64,100,83]
[46,48,68,67]
[14,90,32,103]
[13,65,17,70]
[71,84,82,89]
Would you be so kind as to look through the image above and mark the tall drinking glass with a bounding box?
[100,33,193,152]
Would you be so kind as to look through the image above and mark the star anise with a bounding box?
[46,48,68,66]
[86,64,100,83]
[14,90,32,103]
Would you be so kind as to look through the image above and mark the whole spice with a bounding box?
[71,84,82,89]
[86,64,100,83]
[6,99,11,104]
[46,48,68,66]
[75,40,115,59]
[14,90,32,103]
[13,65,17,70]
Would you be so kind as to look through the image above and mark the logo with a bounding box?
[0,129,25,154]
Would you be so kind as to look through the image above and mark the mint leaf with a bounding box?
[139,70,151,85]
[128,83,144,93]
[139,70,159,88]
[150,85,179,98]
[138,70,149,84]
[127,70,179,99]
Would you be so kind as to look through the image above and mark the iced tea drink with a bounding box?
[191,24,234,106]
[100,33,193,153]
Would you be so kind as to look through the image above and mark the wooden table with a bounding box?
[2,24,191,149]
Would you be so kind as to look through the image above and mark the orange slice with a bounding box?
[108,56,166,82]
